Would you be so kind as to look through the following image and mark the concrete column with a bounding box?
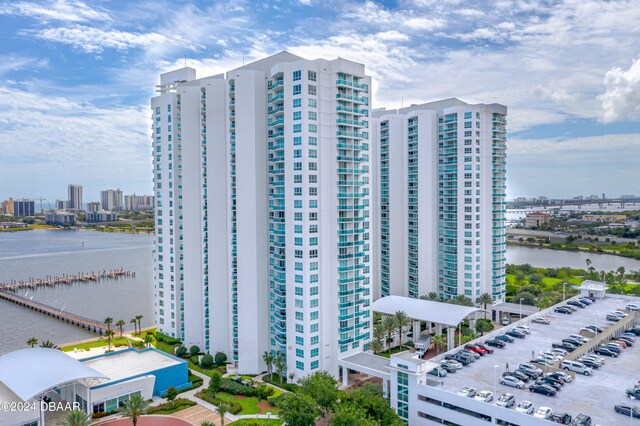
[447,327,455,351]
[470,318,477,335]
[383,379,389,398]
[412,320,420,342]
[342,368,349,387]
[435,323,443,335]
[428,322,432,333]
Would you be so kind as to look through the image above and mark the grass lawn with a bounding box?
[217,392,280,415]
[61,337,130,352]
[233,419,283,426]
[231,419,283,426]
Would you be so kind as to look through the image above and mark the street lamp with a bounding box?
[562,282,567,302]
[493,365,499,403]
[519,298,524,320]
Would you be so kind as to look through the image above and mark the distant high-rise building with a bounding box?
[100,189,123,211]
[1,198,14,215]
[67,184,83,211]
[372,99,507,302]
[124,194,154,211]
[55,200,68,210]
[152,52,373,377]
[14,199,35,217]
[86,201,101,212]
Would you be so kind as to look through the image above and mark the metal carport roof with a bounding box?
[372,295,479,327]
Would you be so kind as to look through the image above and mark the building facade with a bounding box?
[87,201,101,212]
[86,211,117,223]
[124,194,154,211]
[525,211,550,228]
[13,199,35,217]
[1,198,14,215]
[372,99,507,302]
[152,52,373,378]
[67,184,83,211]
[46,210,76,225]
[100,189,123,211]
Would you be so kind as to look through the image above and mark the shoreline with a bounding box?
[507,240,640,261]
[59,326,157,349]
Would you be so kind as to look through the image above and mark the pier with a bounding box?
[0,290,107,334]
[0,268,135,292]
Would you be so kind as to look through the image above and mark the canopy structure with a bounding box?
[372,295,479,327]
[0,348,108,402]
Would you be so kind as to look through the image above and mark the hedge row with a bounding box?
[155,332,182,345]
[147,398,196,415]
[195,390,242,414]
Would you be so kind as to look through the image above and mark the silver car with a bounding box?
[497,393,516,408]
[499,375,525,389]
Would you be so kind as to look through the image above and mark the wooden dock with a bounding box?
[0,290,107,334]
[0,268,135,292]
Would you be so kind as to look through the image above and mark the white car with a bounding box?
[610,311,628,318]
[626,303,640,311]
[440,359,463,370]
[548,371,572,383]
[516,400,534,415]
[457,386,477,397]
[568,334,590,344]
[532,317,550,324]
[549,348,568,358]
[515,325,531,334]
[499,375,525,389]
[534,406,553,419]
[496,393,515,408]
[474,390,493,402]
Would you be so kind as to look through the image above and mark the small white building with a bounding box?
[579,280,608,299]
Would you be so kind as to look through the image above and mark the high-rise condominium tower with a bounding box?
[152,52,373,377]
[67,184,83,211]
[100,189,124,211]
[372,99,507,302]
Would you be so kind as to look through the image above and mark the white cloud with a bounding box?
[600,58,640,122]
[0,55,48,76]
[0,0,110,22]
[27,25,167,53]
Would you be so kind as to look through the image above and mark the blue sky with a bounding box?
[1,0,639,203]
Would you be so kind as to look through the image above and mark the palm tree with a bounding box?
[451,294,474,307]
[116,320,126,337]
[143,332,154,348]
[275,351,285,384]
[57,409,91,426]
[40,340,58,349]
[373,323,385,343]
[394,310,411,348]
[26,338,38,348]
[477,293,493,319]
[420,292,440,302]
[368,339,383,355]
[130,318,137,334]
[263,351,275,379]
[105,329,115,351]
[288,372,296,384]
[216,402,230,426]
[104,317,113,332]
[432,334,446,354]
[585,258,592,269]
[617,266,626,284]
[383,315,396,354]
[121,393,149,426]
[135,315,144,335]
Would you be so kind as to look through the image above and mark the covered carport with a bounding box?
[372,295,480,352]
[338,352,391,395]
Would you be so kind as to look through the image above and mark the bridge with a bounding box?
[0,290,107,334]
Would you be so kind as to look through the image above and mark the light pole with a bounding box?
[519,298,524,320]
[562,282,567,301]
[493,365,499,403]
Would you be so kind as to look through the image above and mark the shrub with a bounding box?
[190,345,201,356]
[255,385,275,400]
[214,351,228,365]
[147,398,195,415]
[175,346,188,357]
[200,353,214,368]
[220,378,256,396]
[190,355,200,365]
[267,393,287,407]
[195,390,242,414]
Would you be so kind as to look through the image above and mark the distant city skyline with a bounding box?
[1,0,639,200]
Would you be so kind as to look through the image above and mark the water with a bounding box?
[506,245,640,272]
[0,230,153,354]
[507,202,640,222]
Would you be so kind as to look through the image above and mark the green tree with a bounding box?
[346,383,404,426]
[175,346,187,357]
[216,402,230,426]
[214,352,228,365]
[373,323,385,343]
[275,351,285,384]
[432,334,446,354]
[528,273,543,284]
[57,409,92,426]
[536,296,555,310]
[475,320,493,336]
[105,329,115,351]
[330,404,376,426]
[263,351,275,378]
[130,318,137,334]
[27,338,38,348]
[394,310,411,348]
[200,353,214,368]
[165,386,178,407]
[190,345,201,356]
[104,317,113,333]
[450,294,473,306]
[116,320,126,337]
[208,371,222,397]
[298,371,339,415]
[278,394,320,426]
[121,393,149,426]
[135,315,144,335]
[40,340,58,349]
[420,292,440,301]
[383,315,396,354]
[368,339,383,355]
[144,332,154,348]
[477,293,493,319]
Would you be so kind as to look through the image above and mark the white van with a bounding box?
[561,360,593,376]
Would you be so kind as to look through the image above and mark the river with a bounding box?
[506,244,640,271]
[0,230,153,354]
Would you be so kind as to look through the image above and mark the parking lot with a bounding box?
[434,296,640,425]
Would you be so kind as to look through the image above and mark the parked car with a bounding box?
[506,330,526,339]
[620,332,637,341]
[519,363,543,376]
[515,325,532,334]
[625,303,640,311]
[562,338,583,347]
[610,310,628,318]
[457,386,477,397]
[555,307,573,314]
[577,358,599,369]
[504,370,531,383]
[516,400,535,415]
[614,404,640,418]
[428,367,448,377]
[628,326,640,336]
[594,346,618,357]
[474,390,493,402]
[474,343,494,354]
[529,384,557,396]
[459,349,481,360]
[546,372,570,383]
[571,414,592,425]
[567,300,586,308]
[439,361,460,373]
[496,334,515,343]
[577,298,593,305]
[607,314,621,321]
[551,412,572,424]
[537,379,562,390]
[532,317,550,324]
[583,325,603,333]
[499,375,525,389]
[626,388,640,400]
[549,348,568,358]
[485,338,506,348]
[552,342,577,352]
[564,305,577,312]
[560,360,593,376]
[580,354,604,365]
[517,368,540,380]
[542,375,565,387]
[603,343,622,353]
[464,344,488,355]
[615,336,634,346]
[568,334,590,344]
[534,406,554,419]
[496,393,516,408]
